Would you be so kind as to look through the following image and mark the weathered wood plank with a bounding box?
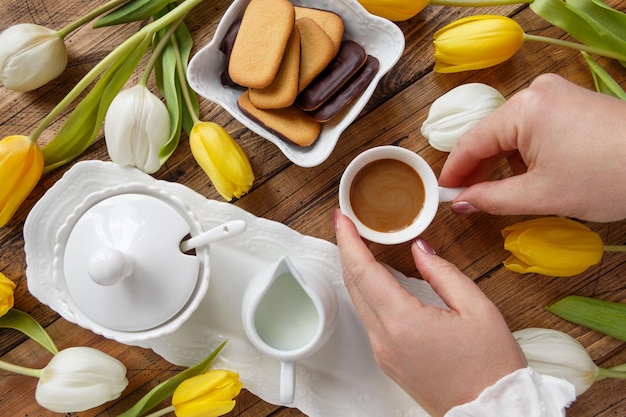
[1,0,624,416]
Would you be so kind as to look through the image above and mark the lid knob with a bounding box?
[88,247,134,286]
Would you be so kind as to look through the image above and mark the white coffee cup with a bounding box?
[339,146,465,245]
[241,256,339,404]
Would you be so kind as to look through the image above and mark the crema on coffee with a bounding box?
[349,158,425,233]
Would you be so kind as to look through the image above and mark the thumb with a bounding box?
[452,173,549,217]
[411,239,489,312]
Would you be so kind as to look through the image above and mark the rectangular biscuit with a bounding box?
[296,40,367,111]
[294,6,344,54]
[229,0,295,89]
[306,55,379,122]
[295,17,336,93]
[248,26,301,109]
[238,90,321,147]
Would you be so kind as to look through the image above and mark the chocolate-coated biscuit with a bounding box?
[219,19,242,89]
[237,90,321,147]
[296,40,367,111]
[307,55,379,122]
[295,17,336,93]
[229,0,295,89]
[294,6,344,54]
[248,26,301,109]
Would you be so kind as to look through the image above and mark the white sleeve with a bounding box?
[445,367,576,417]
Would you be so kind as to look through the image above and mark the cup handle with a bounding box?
[438,186,467,203]
[280,360,296,404]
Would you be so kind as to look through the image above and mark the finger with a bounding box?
[452,171,556,217]
[439,103,521,188]
[411,240,490,312]
[334,210,421,317]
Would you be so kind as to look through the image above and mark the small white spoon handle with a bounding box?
[180,219,247,252]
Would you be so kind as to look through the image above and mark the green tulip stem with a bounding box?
[610,363,626,372]
[144,405,175,417]
[173,35,200,125]
[29,0,205,144]
[596,366,626,381]
[0,359,41,378]
[430,0,530,5]
[139,15,187,87]
[56,0,130,39]
[524,34,626,63]
[603,245,626,252]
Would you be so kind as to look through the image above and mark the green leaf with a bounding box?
[117,340,228,417]
[41,35,151,172]
[582,52,626,100]
[94,0,178,27]
[531,0,626,63]
[154,22,184,164]
[154,8,199,165]
[567,0,626,41]
[175,23,199,136]
[0,309,58,355]
[546,295,626,341]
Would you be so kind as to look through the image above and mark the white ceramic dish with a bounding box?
[50,182,211,342]
[187,0,405,167]
[25,161,446,417]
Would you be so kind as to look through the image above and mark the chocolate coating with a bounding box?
[219,19,243,89]
[306,55,379,123]
[296,40,367,111]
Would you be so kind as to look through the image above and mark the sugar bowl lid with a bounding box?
[53,183,210,335]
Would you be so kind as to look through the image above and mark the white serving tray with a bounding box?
[25,161,445,417]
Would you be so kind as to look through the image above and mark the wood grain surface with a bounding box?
[1,0,625,416]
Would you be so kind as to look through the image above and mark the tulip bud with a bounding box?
[356,0,428,21]
[0,135,44,227]
[0,24,68,92]
[189,122,254,201]
[502,217,604,277]
[421,83,505,152]
[433,15,525,73]
[104,85,171,174]
[35,347,128,413]
[513,328,598,395]
[0,273,16,317]
[172,370,243,417]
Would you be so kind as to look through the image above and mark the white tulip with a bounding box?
[513,328,598,396]
[421,83,506,152]
[35,347,128,413]
[105,85,170,174]
[0,23,68,92]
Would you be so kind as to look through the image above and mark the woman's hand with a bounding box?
[334,210,527,417]
[439,73,626,222]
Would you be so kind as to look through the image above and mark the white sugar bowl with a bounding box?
[51,182,244,344]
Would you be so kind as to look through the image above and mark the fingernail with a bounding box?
[333,208,340,230]
[415,238,436,255]
[451,201,478,215]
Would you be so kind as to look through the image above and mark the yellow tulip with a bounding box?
[357,0,428,21]
[433,15,526,73]
[0,135,44,227]
[0,273,16,316]
[189,122,254,201]
[502,217,604,277]
[172,370,243,417]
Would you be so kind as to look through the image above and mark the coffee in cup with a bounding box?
[339,146,465,244]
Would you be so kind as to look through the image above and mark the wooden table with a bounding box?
[1,0,625,416]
